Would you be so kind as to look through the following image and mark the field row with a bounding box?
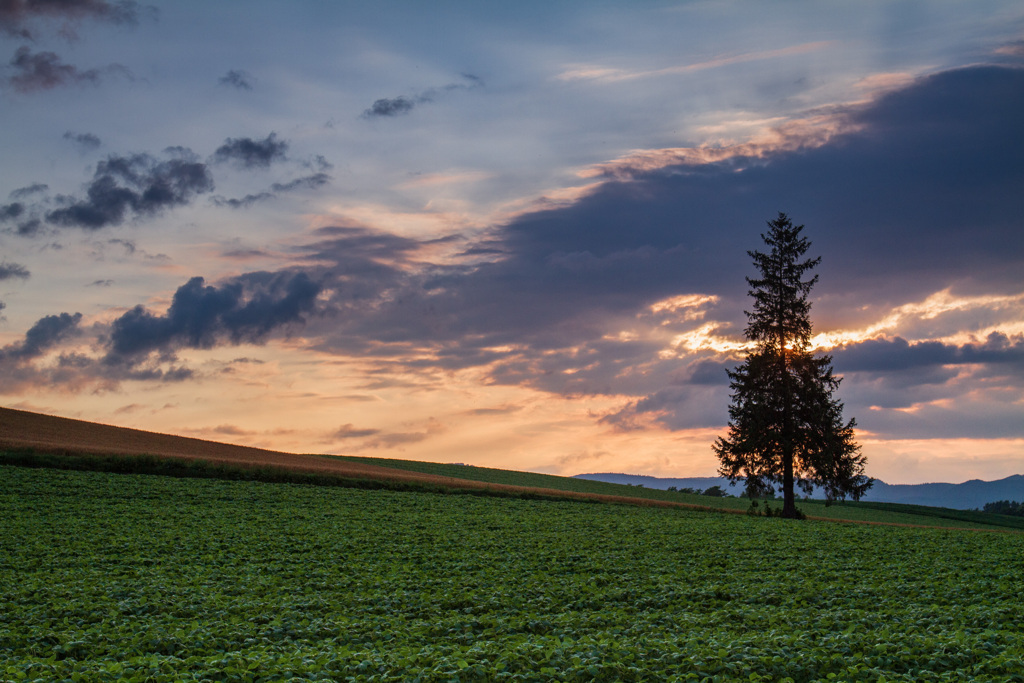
[338,455,1024,530]
[2,466,1022,681]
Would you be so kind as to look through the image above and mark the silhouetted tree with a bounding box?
[714,213,872,518]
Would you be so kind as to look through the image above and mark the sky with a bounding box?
[2,1,1023,486]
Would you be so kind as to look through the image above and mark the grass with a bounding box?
[2,465,1022,681]
[0,449,704,508]
[5,447,1020,531]
[831,500,1024,531]
[339,455,1023,531]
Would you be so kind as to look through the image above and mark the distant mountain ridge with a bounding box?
[573,473,1024,510]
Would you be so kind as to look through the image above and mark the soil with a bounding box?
[0,406,708,509]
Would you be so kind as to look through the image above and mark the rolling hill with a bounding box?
[574,472,1024,510]
[3,405,1022,530]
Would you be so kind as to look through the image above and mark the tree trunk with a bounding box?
[781,446,798,518]
[780,344,799,519]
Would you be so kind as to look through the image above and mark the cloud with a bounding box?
[305,155,333,173]
[363,96,416,118]
[299,64,1024,445]
[7,61,1022,451]
[7,47,97,91]
[333,423,381,439]
[362,419,445,449]
[0,203,24,222]
[833,334,1024,375]
[6,47,130,93]
[361,74,484,119]
[0,312,82,362]
[270,172,330,192]
[11,219,42,236]
[211,192,274,209]
[0,0,144,39]
[556,41,831,83]
[218,69,253,90]
[0,261,30,314]
[63,131,101,151]
[1,199,45,237]
[105,271,321,364]
[10,183,48,199]
[212,133,288,169]
[45,151,213,229]
[0,261,31,280]
[0,319,192,392]
[210,171,329,209]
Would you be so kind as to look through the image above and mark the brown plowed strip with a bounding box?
[1,406,1013,530]
[0,406,720,509]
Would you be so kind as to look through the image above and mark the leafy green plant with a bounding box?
[2,465,1022,681]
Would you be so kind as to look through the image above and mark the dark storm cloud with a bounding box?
[856,401,1024,440]
[105,270,321,363]
[63,130,101,150]
[833,334,1024,375]
[480,66,1024,319]
[296,64,1024,445]
[830,333,1024,418]
[212,133,288,169]
[14,62,1021,431]
[299,226,464,353]
[361,74,484,119]
[0,312,81,361]
[602,331,1024,438]
[0,261,30,280]
[0,202,24,222]
[218,69,253,90]
[12,218,42,236]
[0,0,143,38]
[46,151,213,229]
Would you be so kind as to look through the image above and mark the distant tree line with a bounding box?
[666,485,740,498]
[981,500,1024,517]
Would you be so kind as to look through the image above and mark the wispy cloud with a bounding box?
[218,69,254,90]
[0,0,146,39]
[556,41,832,83]
[361,73,484,119]
[0,261,31,281]
[63,131,102,151]
[397,170,493,189]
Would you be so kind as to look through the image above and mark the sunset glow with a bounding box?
[1,3,1022,485]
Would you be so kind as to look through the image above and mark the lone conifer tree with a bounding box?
[713,213,871,518]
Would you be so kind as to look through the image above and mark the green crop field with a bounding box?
[338,455,1024,531]
[2,465,1023,682]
